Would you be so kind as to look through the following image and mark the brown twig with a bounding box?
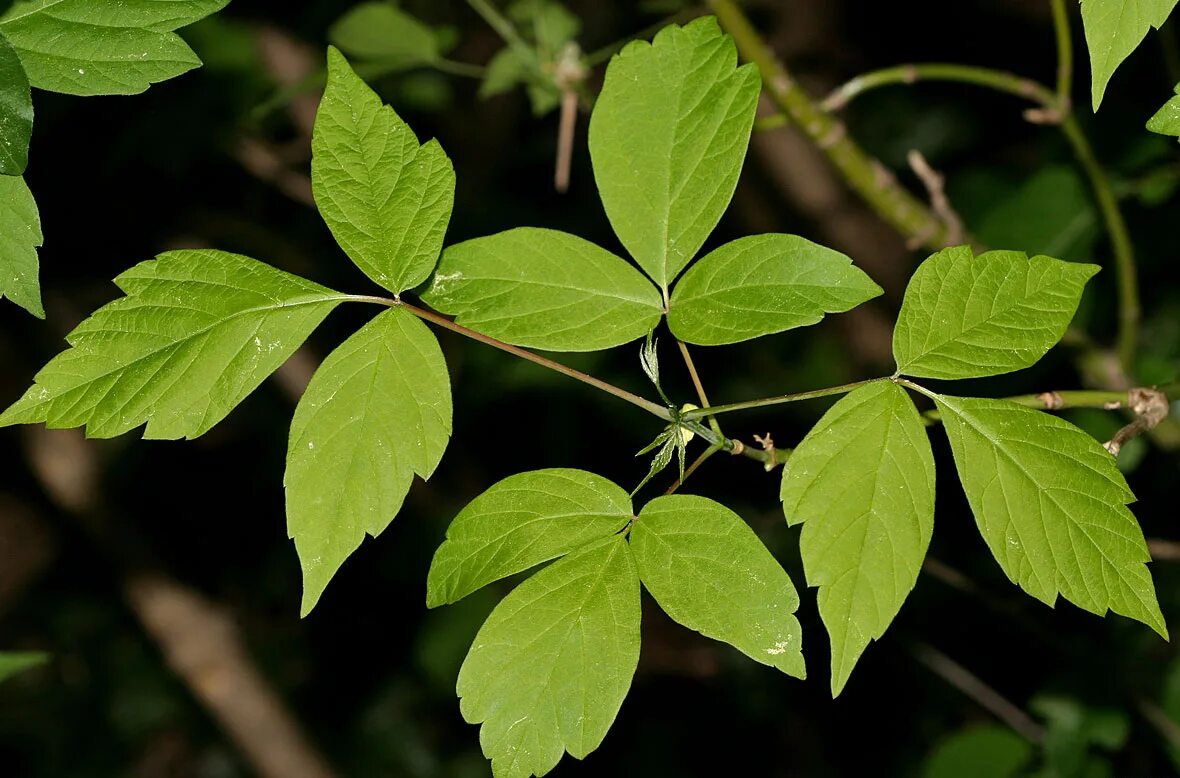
[23,425,337,778]
[906,150,965,248]
[1104,387,1170,455]
[912,642,1046,743]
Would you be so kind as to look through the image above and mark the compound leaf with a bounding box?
[1080,0,1178,110]
[893,246,1098,380]
[630,494,806,678]
[588,16,759,292]
[458,535,640,778]
[0,31,32,175]
[1147,82,1180,140]
[0,174,42,317]
[780,381,934,696]
[0,249,343,439]
[328,3,443,69]
[313,47,455,295]
[287,306,451,616]
[427,468,632,608]
[668,234,882,346]
[935,393,1166,637]
[0,0,229,95]
[421,228,662,352]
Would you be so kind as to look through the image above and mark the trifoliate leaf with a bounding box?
[426,468,632,608]
[0,31,32,175]
[1080,0,1178,110]
[667,234,882,346]
[0,0,229,96]
[313,47,455,295]
[420,228,662,352]
[588,16,759,292]
[893,246,1098,380]
[287,306,451,616]
[458,535,640,778]
[630,494,806,678]
[780,381,934,695]
[0,249,343,439]
[935,393,1167,637]
[0,651,47,683]
[328,3,443,69]
[1147,82,1180,140]
[0,174,42,317]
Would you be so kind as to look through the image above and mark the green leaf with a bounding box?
[0,174,42,317]
[780,381,934,696]
[312,47,455,295]
[458,535,640,778]
[587,16,760,292]
[0,249,343,439]
[287,306,451,616]
[1080,0,1178,110]
[934,393,1167,637]
[667,234,882,346]
[629,494,806,678]
[479,47,529,98]
[421,228,662,352]
[973,166,1098,261]
[508,0,580,59]
[893,246,1098,380]
[328,3,442,69]
[0,651,47,683]
[427,468,632,608]
[922,725,1033,778]
[0,0,229,96]
[1147,82,1180,140]
[0,31,32,175]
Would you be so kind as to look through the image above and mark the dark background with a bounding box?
[1,1,1179,775]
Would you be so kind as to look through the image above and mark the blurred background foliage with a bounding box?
[1,0,1179,775]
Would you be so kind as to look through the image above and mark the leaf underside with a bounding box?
[458,535,641,778]
[421,227,662,352]
[630,494,806,678]
[935,393,1166,637]
[780,381,935,696]
[1147,82,1180,140]
[427,468,632,608]
[287,306,451,616]
[0,249,342,439]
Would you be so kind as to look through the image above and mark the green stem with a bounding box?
[432,58,487,79]
[822,63,1056,111]
[682,377,888,420]
[1049,0,1074,108]
[894,378,1180,424]
[1060,116,1140,374]
[664,445,720,495]
[466,0,535,61]
[821,65,1140,376]
[708,0,953,250]
[345,295,673,420]
[676,340,722,435]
